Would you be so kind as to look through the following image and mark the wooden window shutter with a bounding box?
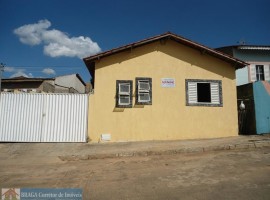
[210,82,220,104]
[187,82,197,104]
[186,79,222,107]
[264,65,270,81]
[249,64,256,82]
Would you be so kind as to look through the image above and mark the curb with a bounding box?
[58,140,270,161]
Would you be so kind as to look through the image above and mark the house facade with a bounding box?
[84,32,246,142]
[216,45,270,86]
[1,77,55,93]
[217,45,270,135]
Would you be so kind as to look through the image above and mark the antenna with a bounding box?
[237,39,246,45]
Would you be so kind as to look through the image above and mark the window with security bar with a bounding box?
[136,77,152,105]
[116,80,133,108]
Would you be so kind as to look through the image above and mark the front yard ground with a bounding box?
[0,143,269,200]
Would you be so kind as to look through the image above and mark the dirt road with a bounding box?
[0,145,270,200]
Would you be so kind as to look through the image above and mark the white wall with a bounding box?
[236,64,270,86]
[54,74,85,93]
[236,66,249,86]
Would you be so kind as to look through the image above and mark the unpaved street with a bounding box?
[0,146,270,200]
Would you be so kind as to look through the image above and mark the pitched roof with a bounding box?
[237,45,270,50]
[2,77,55,82]
[3,74,86,86]
[217,45,270,56]
[83,32,247,69]
[55,73,86,86]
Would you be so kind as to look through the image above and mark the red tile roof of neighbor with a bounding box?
[83,32,248,69]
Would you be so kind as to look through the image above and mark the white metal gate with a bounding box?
[0,93,88,142]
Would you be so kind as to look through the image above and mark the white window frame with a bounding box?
[138,92,151,103]
[249,64,270,82]
[186,79,223,107]
[119,83,130,95]
[118,95,130,106]
[255,65,265,81]
[138,81,150,92]
[118,83,131,106]
[136,78,152,105]
[116,80,133,108]
[138,80,151,103]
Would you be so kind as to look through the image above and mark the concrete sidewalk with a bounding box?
[59,134,270,161]
[1,135,270,161]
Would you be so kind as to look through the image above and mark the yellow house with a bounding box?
[83,32,247,143]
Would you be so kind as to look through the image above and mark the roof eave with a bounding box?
[83,32,248,69]
[83,32,171,64]
[75,73,86,86]
[2,78,55,82]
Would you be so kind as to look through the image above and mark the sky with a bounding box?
[1,0,270,83]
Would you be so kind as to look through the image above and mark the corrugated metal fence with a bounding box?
[0,93,89,142]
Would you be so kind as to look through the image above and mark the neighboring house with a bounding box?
[216,45,270,86]
[83,32,246,142]
[1,76,55,93]
[237,81,270,135]
[54,74,86,93]
[217,45,270,135]
[1,74,86,93]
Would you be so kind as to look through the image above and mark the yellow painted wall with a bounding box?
[88,40,238,142]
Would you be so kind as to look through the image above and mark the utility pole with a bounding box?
[0,63,5,93]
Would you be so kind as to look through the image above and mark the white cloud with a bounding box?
[42,68,56,75]
[3,66,15,72]
[14,19,51,46]
[10,70,33,78]
[3,66,33,78]
[14,19,101,58]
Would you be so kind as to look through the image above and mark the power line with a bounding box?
[3,65,88,73]
[1,63,90,80]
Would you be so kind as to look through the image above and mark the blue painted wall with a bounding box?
[253,81,270,134]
